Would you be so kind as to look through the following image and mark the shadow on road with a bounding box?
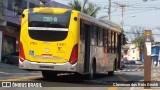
[31,73,144,87]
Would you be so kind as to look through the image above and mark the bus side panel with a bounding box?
[78,19,85,74]
[97,47,110,73]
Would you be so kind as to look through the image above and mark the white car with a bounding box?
[135,60,142,65]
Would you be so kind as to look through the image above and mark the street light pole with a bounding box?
[121,18,124,31]
[108,0,111,20]
[120,5,125,30]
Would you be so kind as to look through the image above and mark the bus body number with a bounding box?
[57,43,66,46]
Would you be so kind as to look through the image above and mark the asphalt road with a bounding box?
[0,62,146,90]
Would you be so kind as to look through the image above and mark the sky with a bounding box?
[54,0,160,42]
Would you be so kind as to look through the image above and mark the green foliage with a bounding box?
[132,35,145,48]
[69,0,82,11]
[69,0,101,18]
[130,27,145,55]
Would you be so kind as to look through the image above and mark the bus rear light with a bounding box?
[20,42,25,62]
[69,44,78,65]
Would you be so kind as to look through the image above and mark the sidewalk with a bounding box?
[129,66,160,90]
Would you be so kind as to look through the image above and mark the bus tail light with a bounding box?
[20,42,25,62]
[69,44,78,65]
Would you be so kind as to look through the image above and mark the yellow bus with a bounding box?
[20,7,123,79]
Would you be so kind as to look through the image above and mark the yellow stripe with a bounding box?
[108,87,118,90]
[116,75,128,82]
[107,75,128,90]
[0,75,42,81]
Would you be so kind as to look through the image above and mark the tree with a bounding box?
[69,0,101,18]
[131,26,145,56]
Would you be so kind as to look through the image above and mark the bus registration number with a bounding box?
[41,54,52,58]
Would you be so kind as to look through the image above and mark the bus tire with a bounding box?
[74,73,82,80]
[108,71,114,76]
[42,71,57,79]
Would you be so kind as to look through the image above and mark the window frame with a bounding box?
[91,25,98,46]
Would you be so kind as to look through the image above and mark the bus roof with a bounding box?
[25,7,122,33]
[79,11,122,33]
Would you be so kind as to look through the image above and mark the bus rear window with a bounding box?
[28,11,71,41]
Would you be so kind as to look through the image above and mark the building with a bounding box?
[122,43,140,61]
[0,0,70,62]
[127,44,140,61]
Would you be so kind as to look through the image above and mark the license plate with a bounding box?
[41,54,52,58]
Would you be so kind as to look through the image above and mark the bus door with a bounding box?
[117,34,122,69]
[83,24,91,73]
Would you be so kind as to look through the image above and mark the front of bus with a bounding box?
[19,8,79,74]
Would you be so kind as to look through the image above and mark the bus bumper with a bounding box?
[19,60,78,72]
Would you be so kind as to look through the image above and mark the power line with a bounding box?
[112,8,157,16]
[124,32,160,35]
[127,6,160,9]
[129,0,159,6]
[124,25,160,30]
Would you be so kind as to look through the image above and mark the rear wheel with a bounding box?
[108,71,114,76]
[42,71,57,79]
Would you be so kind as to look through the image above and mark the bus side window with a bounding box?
[91,25,97,45]
[115,32,118,53]
[108,30,112,53]
[80,20,85,41]
[112,32,115,53]
[103,29,108,52]
[98,28,103,46]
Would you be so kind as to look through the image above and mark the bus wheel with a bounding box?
[88,60,96,80]
[42,71,57,79]
[108,71,114,76]
[74,73,82,80]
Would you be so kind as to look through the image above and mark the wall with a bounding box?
[127,44,140,60]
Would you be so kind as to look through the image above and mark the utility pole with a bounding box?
[144,30,152,89]
[108,0,111,20]
[114,2,126,30]
[121,4,126,30]
[27,0,30,8]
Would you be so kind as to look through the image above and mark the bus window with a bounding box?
[112,32,115,53]
[91,25,97,45]
[28,11,71,41]
[108,30,112,52]
[115,33,118,53]
[103,29,108,52]
[80,20,85,42]
[98,28,103,46]
[80,20,85,53]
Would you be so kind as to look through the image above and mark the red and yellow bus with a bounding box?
[20,7,123,79]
